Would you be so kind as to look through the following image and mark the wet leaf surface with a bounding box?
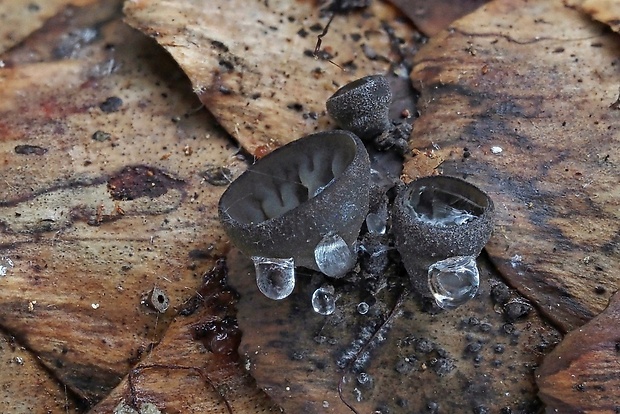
[537,291,620,412]
[228,249,561,414]
[123,0,421,157]
[406,0,620,333]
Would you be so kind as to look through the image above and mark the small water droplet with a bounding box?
[428,256,479,309]
[0,257,14,277]
[314,233,356,278]
[252,256,295,300]
[357,301,370,315]
[311,284,336,315]
[365,212,386,235]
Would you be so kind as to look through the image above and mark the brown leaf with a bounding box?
[0,6,245,405]
[407,0,620,332]
[90,260,278,413]
[0,0,101,55]
[537,291,620,412]
[565,0,620,33]
[388,0,490,37]
[123,0,419,157]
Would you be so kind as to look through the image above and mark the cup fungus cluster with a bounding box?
[218,74,495,312]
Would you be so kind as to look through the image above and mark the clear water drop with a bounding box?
[365,212,386,235]
[428,256,479,309]
[311,284,336,315]
[357,301,369,315]
[0,257,14,277]
[314,232,356,278]
[252,256,295,300]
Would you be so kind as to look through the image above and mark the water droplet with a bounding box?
[365,212,386,235]
[410,186,480,226]
[311,284,336,315]
[357,301,370,315]
[314,233,356,278]
[252,256,295,300]
[428,256,479,309]
[0,257,14,277]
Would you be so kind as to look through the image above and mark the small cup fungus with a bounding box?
[326,74,392,141]
[392,176,494,308]
[219,130,371,297]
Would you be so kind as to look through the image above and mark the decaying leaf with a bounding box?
[123,0,419,157]
[565,0,620,33]
[388,0,489,37]
[91,260,278,413]
[537,291,620,412]
[228,249,561,414]
[0,0,102,55]
[0,6,245,405]
[0,331,77,413]
[407,0,620,332]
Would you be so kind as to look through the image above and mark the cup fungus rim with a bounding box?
[219,129,367,229]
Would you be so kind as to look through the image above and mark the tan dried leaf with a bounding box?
[124,0,418,156]
[565,0,620,32]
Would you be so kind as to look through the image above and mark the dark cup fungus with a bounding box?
[326,74,392,141]
[219,130,370,289]
[392,176,494,308]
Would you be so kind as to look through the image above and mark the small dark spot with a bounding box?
[590,42,603,48]
[466,342,482,353]
[14,145,47,155]
[574,383,586,392]
[553,47,565,53]
[201,165,232,186]
[99,96,123,113]
[92,130,111,142]
[287,102,304,112]
[297,28,308,38]
[251,92,261,99]
[504,300,532,321]
[500,407,512,414]
[502,323,515,334]
[350,33,362,42]
[107,165,184,201]
[479,323,492,332]
[219,86,232,95]
[309,23,323,32]
[463,150,471,158]
[211,40,229,52]
[491,282,511,305]
[594,285,606,295]
[219,59,234,71]
[27,3,40,12]
[494,344,505,354]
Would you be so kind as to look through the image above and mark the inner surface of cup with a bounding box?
[221,132,357,224]
[403,179,490,227]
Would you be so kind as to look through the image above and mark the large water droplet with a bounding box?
[314,233,356,278]
[0,257,14,277]
[428,256,479,309]
[311,284,336,315]
[410,186,480,226]
[252,256,295,300]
